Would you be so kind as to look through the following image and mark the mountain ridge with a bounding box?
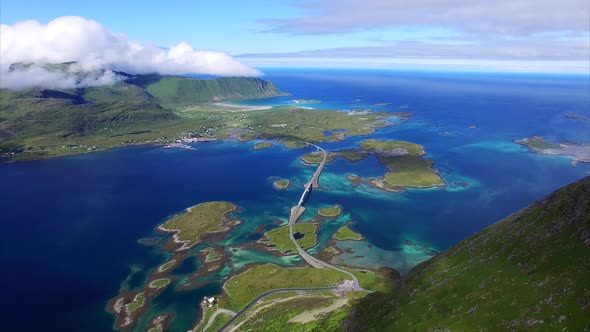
[344,176,590,331]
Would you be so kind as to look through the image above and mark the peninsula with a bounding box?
[516,136,590,165]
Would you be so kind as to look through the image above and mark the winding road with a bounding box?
[213,142,369,332]
[217,287,338,331]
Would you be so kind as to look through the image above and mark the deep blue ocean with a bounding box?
[1,69,589,331]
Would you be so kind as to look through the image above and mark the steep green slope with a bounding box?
[81,83,154,103]
[347,177,590,331]
[0,73,284,160]
[141,76,283,107]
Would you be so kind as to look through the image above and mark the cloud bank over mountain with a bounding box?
[0,16,261,89]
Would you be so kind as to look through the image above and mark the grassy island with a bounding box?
[300,152,335,164]
[318,205,342,218]
[159,201,238,248]
[515,136,590,164]
[264,223,317,252]
[334,226,363,241]
[253,142,273,150]
[149,278,171,289]
[125,292,146,314]
[280,139,307,149]
[359,139,444,189]
[516,136,560,150]
[335,149,369,162]
[157,260,176,273]
[273,179,290,190]
[222,264,348,311]
[359,139,424,155]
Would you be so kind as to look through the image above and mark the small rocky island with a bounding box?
[516,136,590,165]
[158,201,241,251]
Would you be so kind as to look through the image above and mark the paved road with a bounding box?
[217,287,338,332]
[305,143,328,188]
[287,142,365,290]
[216,142,368,332]
[202,309,236,331]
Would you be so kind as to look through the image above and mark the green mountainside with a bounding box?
[131,75,283,107]
[345,176,590,331]
[0,68,284,160]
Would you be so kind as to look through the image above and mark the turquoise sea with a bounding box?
[1,69,589,331]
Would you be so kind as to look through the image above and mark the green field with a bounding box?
[160,201,237,246]
[317,205,342,217]
[333,226,363,241]
[222,264,349,311]
[264,223,317,252]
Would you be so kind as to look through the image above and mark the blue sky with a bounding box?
[1,0,589,73]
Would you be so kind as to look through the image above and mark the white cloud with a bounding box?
[0,16,261,90]
[262,0,590,37]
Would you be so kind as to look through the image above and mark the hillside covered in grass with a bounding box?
[0,67,284,160]
[346,176,590,331]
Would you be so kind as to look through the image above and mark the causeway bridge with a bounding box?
[287,143,364,288]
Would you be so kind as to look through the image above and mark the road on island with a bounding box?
[217,287,338,332]
[287,142,366,292]
[216,142,369,332]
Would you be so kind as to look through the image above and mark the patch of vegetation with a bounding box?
[333,226,363,241]
[157,260,176,273]
[149,278,171,289]
[264,223,317,252]
[352,139,445,188]
[253,142,273,150]
[334,149,369,162]
[348,177,590,331]
[279,139,308,149]
[317,205,342,218]
[160,201,237,246]
[235,296,336,331]
[201,247,222,263]
[0,74,283,161]
[359,139,424,155]
[201,313,231,332]
[273,179,290,190]
[300,152,334,164]
[380,154,445,188]
[345,268,395,293]
[516,136,560,150]
[222,264,349,311]
[125,292,146,314]
[238,132,258,142]
[141,76,283,108]
[250,107,389,143]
